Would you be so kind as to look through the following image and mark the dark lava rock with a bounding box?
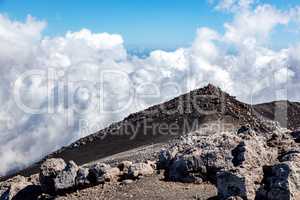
[53,161,78,192]
[39,158,67,193]
[40,158,79,193]
[257,154,300,200]
[75,167,90,187]
[87,163,111,184]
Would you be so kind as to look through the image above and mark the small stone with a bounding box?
[226,196,243,200]
[122,179,134,185]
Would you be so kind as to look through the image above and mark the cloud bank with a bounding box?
[1,1,300,175]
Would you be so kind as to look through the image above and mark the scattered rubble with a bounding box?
[11,123,289,200]
[0,158,155,199]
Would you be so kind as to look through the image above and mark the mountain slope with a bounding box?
[254,100,300,130]
[2,84,278,179]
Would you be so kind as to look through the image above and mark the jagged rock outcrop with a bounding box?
[157,124,297,200]
[159,125,276,178]
[215,135,278,199]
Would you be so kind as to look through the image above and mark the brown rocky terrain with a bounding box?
[6,84,269,179]
[1,84,300,200]
[254,100,300,130]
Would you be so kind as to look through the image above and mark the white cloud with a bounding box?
[0,15,45,65]
[223,4,290,45]
[215,0,254,12]
[1,1,300,176]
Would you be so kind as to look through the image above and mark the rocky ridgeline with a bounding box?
[52,84,271,155]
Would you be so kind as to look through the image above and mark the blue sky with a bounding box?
[0,0,299,49]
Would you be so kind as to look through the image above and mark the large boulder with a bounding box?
[87,163,111,184]
[231,139,277,169]
[75,167,90,187]
[103,167,121,182]
[40,158,79,193]
[216,169,260,200]
[117,161,132,174]
[127,163,154,178]
[258,156,300,200]
[40,158,67,193]
[157,148,176,170]
[53,161,79,191]
[157,126,284,199]
[166,148,204,183]
[0,176,32,200]
[216,136,278,200]
[167,155,191,182]
[158,132,242,182]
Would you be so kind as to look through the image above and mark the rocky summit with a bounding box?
[1,84,300,200]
